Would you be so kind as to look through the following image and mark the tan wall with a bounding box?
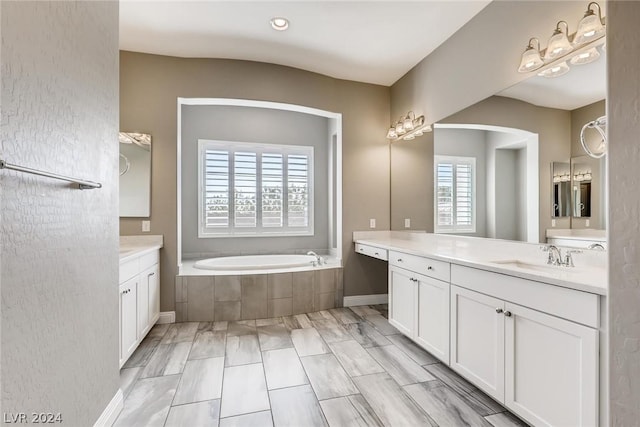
[120,52,391,308]
[391,96,571,242]
[1,2,120,424]
[571,100,606,156]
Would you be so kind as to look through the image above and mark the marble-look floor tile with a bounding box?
[314,320,352,343]
[263,348,308,390]
[328,308,361,325]
[345,322,391,348]
[270,384,328,427]
[320,396,382,427]
[282,315,303,330]
[227,320,257,337]
[349,306,380,318]
[346,395,384,427]
[119,367,142,399]
[219,411,274,427]
[189,331,226,360]
[148,322,171,338]
[256,317,283,327]
[291,328,330,357]
[300,354,358,400]
[329,340,384,376]
[114,375,180,427]
[352,373,435,427]
[469,390,506,416]
[295,314,314,328]
[423,362,477,395]
[308,311,336,322]
[387,333,439,365]
[370,304,388,318]
[366,345,434,385]
[165,399,220,427]
[225,335,262,366]
[364,314,399,335]
[173,357,225,405]
[485,411,529,427]
[214,321,229,331]
[220,363,270,418]
[140,343,192,379]
[405,381,492,427]
[196,322,217,333]
[161,322,199,344]
[257,324,293,351]
[123,331,164,368]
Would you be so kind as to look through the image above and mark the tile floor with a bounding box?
[115,305,529,427]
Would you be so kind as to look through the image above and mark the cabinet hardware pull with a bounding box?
[397,259,403,262]
[504,311,512,317]
[149,272,155,277]
[374,253,379,256]
[495,308,503,314]
[427,266,433,270]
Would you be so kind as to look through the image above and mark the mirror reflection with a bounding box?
[552,162,571,218]
[390,39,606,245]
[119,132,152,218]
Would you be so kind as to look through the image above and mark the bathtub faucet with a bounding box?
[307,251,325,266]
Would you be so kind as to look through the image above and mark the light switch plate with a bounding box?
[142,220,151,232]
[551,219,556,227]
[586,219,590,227]
[369,218,376,229]
[404,218,411,228]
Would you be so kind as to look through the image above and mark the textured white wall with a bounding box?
[607,2,640,425]
[1,2,120,424]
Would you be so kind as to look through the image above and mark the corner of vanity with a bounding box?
[119,235,164,368]
[353,230,607,427]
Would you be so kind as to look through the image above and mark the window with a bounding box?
[435,156,475,233]
[198,140,314,237]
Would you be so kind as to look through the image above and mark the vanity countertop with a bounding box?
[354,231,607,296]
[120,235,163,262]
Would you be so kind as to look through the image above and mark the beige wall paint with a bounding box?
[571,100,606,157]
[120,52,391,307]
[608,2,640,424]
[391,96,571,242]
[1,2,120,424]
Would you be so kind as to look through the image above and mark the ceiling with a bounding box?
[119,1,491,86]
[498,50,606,111]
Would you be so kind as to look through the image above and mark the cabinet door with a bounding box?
[120,278,138,363]
[137,272,149,338]
[504,302,598,427]
[416,275,449,363]
[388,266,417,338]
[145,264,160,326]
[450,285,505,402]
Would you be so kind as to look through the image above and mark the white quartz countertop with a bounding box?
[354,231,607,296]
[120,235,163,262]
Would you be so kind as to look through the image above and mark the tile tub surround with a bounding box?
[117,305,528,427]
[175,268,344,322]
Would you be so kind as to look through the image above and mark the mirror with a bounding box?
[119,132,152,217]
[552,162,571,218]
[390,40,606,244]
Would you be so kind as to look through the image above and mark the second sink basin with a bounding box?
[489,259,575,274]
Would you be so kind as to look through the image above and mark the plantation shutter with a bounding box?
[435,156,475,233]
[204,150,230,228]
[287,154,310,227]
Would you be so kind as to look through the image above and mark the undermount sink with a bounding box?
[489,259,576,274]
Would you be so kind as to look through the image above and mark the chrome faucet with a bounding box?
[307,251,324,266]
[541,245,563,266]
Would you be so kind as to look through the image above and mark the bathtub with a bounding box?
[194,254,318,271]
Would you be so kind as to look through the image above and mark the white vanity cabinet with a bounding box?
[388,251,450,364]
[119,249,160,367]
[451,265,599,427]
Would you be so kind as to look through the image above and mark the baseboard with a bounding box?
[93,388,123,427]
[157,311,176,324]
[343,294,388,307]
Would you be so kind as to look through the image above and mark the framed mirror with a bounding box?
[119,132,152,217]
[552,162,571,218]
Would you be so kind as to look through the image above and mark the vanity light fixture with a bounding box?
[270,17,289,31]
[386,111,432,141]
[517,1,605,78]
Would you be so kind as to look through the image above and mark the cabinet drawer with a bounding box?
[119,258,139,283]
[139,250,159,271]
[389,251,450,282]
[355,243,388,261]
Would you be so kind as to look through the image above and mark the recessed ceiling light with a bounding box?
[270,17,289,31]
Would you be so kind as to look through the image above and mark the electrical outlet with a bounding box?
[142,220,151,232]
[405,218,411,228]
[369,218,376,229]
[586,219,590,227]
[551,219,556,227]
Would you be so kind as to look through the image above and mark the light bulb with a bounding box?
[544,21,573,61]
[518,38,543,73]
[574,3,605,46]
[570,47,600,65]
[537,61,570,78]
